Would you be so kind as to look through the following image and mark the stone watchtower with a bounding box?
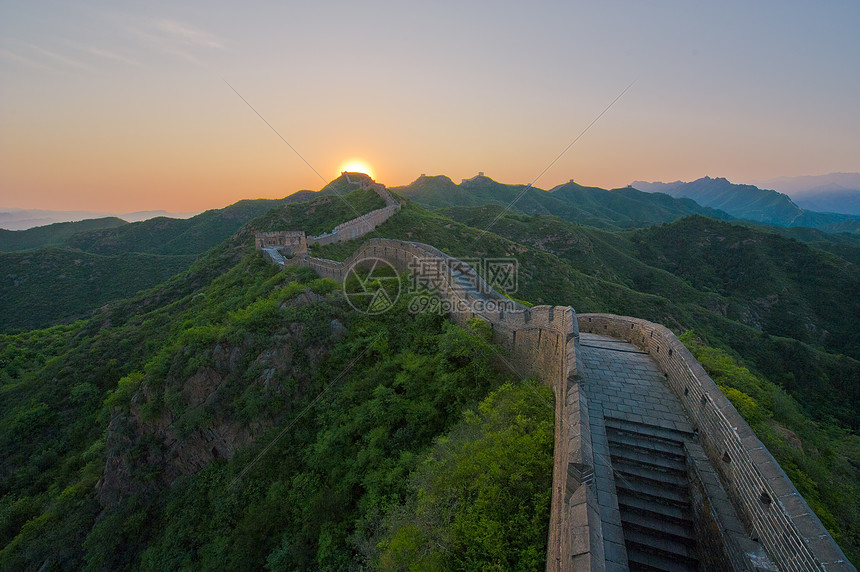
[253,231,308,255]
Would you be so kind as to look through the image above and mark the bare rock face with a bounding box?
[183,367,224,408]
[98,361,256,507]
[98,295,338,508]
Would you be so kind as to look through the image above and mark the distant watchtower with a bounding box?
[461,172,486,184]
[254,231,307,255]
[342,171,375,189]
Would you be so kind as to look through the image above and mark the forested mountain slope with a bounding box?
[0,249,196,332]
[0,185,384,334]
[2,184,858,566]
[0,217,127,252]
[0,191,554,570]
[433,205,860,430]
[393,173,732,229]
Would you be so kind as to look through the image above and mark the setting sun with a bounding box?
[339,159,375,179]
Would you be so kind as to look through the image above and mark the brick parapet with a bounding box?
[257,177,401,251]
[578,313,854,571]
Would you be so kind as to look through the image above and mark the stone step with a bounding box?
[605,416,693,446]
[605,429,687,460]
[608,444,687,474]
[620,509,696,543]
[616,492,694,527]
[614,478,690,508]
[612,457,689,488]
[626,544,700,572]
[624,528,699,565]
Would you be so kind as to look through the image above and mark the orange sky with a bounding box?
[2,2,859,213]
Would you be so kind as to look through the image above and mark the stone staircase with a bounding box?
[605,417,700,571]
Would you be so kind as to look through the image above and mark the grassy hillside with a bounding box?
[245,187,384,237]
[630,216,860,358]
[680,332,859,560]
[0,217,127,252]
[393,173,732,230]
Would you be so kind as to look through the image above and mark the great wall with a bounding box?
[256,174,854,571]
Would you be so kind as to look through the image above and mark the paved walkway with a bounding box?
[578,333,697,571]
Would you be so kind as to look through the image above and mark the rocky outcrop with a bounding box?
[98,289,339,508]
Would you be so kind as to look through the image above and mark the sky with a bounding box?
[1,0,859,212]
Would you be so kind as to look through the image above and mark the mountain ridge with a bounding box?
[393,173,734,230]
[632,176,860,230]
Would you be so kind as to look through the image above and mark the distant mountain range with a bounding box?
[393,173,733,230]
[749,172,860,195]
[747,173,860,216]
[0,208,200,231]
[631,176,860,232]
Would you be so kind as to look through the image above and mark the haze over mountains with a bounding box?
[748,173,860,216]
[0,208,200,231]
[631,175,860,231]
[750,172,860,196]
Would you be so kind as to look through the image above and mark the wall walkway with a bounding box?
[578,314,853,571]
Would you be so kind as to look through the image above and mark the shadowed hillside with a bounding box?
[0,249,196,332]
[0,217,127,252]
[0,185,386,334]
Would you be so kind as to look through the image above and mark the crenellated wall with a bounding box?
[309,203,401,246]
[578,314,853,571]
[257,175,401,251]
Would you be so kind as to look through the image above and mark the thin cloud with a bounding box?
[85,46,140,67]
[125,17,223,66]
[152,19,222,49]
[160,45,205,65]
[29,45,97,72]
[0,49,57,72]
